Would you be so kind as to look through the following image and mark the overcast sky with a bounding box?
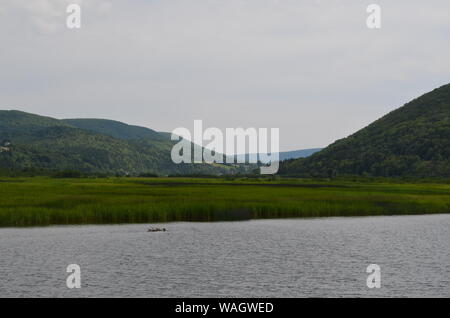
[1,0,449,151]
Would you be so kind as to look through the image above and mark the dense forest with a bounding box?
[0,111,248,176]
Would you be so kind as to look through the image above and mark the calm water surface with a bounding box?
[0,214,449,297]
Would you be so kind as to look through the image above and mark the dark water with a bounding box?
[0,214,449,297]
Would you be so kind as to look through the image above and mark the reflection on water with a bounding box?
[0,214,449,297]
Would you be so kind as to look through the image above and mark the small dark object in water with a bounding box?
[147,227,167,232]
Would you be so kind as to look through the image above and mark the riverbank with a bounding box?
[0,177,449,227]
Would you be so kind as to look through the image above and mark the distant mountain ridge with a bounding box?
[0,110,249,175]
[278,148,323,161]
[235,148,322,163]
[279,83,450,177]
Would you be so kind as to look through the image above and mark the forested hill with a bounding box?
[279,83,450,177]
[63,118,165,141]
[0,110,246,176]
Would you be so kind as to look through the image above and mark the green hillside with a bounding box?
[0,110,246,176]
[279,83,450,177]
[0,110,71,132]
[63,118,165,141]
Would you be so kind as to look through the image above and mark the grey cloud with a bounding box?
[0,0,449,151]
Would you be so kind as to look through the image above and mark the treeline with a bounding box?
[0,168,156,178]
[2,167,450,184]
[0,168,262,179]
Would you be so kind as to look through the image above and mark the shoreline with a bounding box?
[0,212,449,229]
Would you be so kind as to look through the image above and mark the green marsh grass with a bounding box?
[0,177,449,227]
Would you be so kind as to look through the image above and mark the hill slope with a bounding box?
[63,118,165,141]
[279,83,450,177]
[0,111,246,175]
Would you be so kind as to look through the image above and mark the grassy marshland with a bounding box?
[0,177,449,227]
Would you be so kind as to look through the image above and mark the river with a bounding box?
[0,214,449,297]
